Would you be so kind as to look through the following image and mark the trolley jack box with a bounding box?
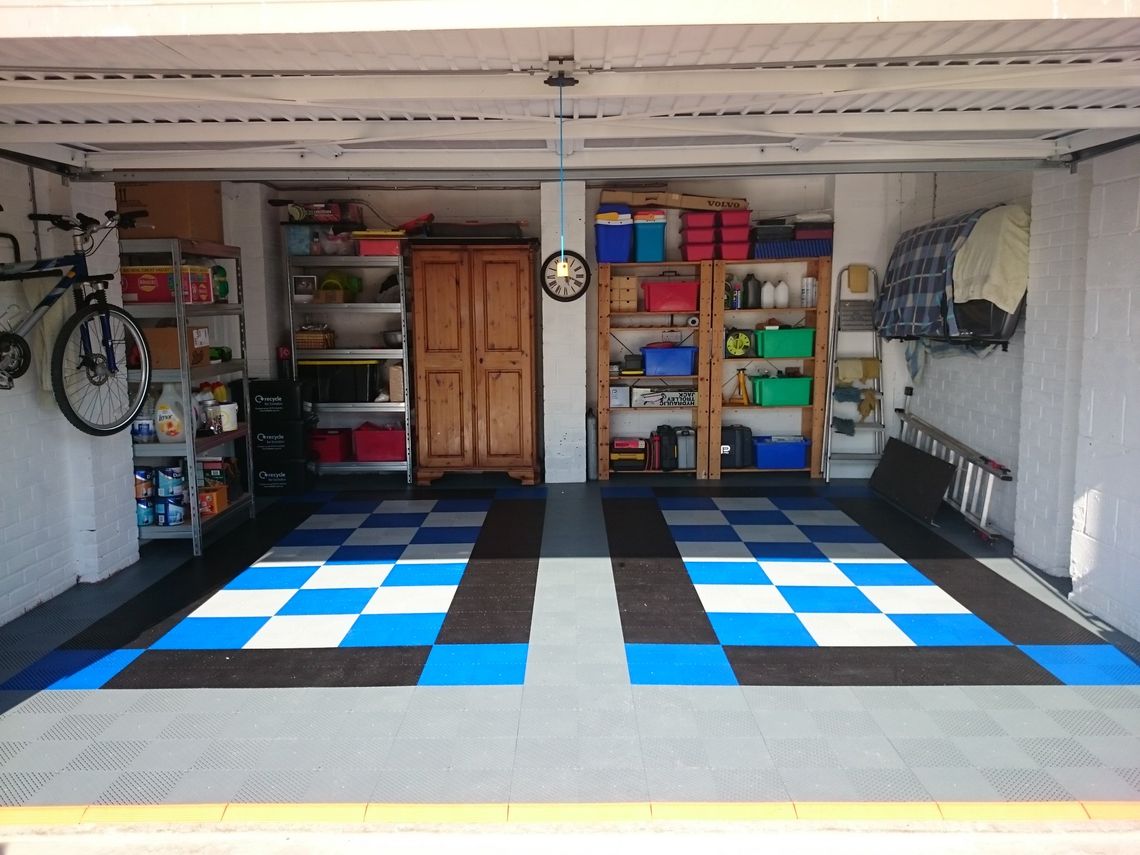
[143,325,210,369]
[631,387,697,408]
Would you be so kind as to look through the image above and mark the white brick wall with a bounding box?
[0,169,138,625]
[901,171,1033,537]
[1069,148,1140,640]
[223,183,284,377]
[1013,168,1091,576]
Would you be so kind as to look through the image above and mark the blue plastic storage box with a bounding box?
[596,203,634,263]
[752,238,833,260]
[633,221,666,262]
[641,345,698,376]
[753,436,811,469]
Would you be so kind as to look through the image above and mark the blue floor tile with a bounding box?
[1020,644,1140,685]
[670,525,741,543]
[328,545,406,564]
[418,643,528,685]
[601,486,654,498]
[432,498,494,512]
[361,512,429,528]
[47,650,144,690]
[685,561,770,585]
[411,526,482,545]
[657,497,718,510]
[0,649,141,691]
[746,542,827,561]
[382,562,467,586]
[341,614,445,647]
[798,525,879,543]
[625,643,737,685]
[708,614,817,646]
[278,588,376,616]
[277,528,355,547]
[891,614,1009,647]
[770,497,834,510]
[225,565,319,590]
[836,562,933,586]
[777,586,879,614]
[722,510,790,525]
[150,617,268,650]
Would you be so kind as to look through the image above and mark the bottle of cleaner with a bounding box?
[760,280,776,309]
[155,384,186,443]
[774,280,790,308]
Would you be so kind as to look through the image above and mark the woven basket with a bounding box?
[295,329,336,349]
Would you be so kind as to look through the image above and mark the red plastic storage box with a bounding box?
[718,210,752,227]
[352,422,407,462]
[718,226,750,243]
[718,242,751,260]
[680,243,715,262]
[309,428,353,463]
[681,211,716,229]
[681,226,716,244]
[642,277,700,311]
[358,238,403,256]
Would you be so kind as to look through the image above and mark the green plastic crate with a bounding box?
[757,327,815,358]
[749,376,812,407]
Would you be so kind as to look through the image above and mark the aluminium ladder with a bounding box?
[823,265,886,481]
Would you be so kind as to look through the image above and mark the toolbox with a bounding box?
[643,277,699,312]
[676,427,697,470]
[610,437,649,471]
[720,424,754,469]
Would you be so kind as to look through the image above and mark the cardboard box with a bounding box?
[388,362,405,403]
[632,386,698,408]
[143,325,210,370]
[115,181,224,242]
[121,265,213,304]
[600,190,748,211]
[197,485,229,516]
[609,385,631,408]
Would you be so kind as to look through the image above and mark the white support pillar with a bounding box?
[540,180,587,483]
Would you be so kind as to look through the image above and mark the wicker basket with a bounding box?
[295,329,336,349]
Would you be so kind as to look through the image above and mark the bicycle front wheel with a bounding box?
[51,303,151,436]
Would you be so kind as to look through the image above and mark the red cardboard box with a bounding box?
[121,266,213,304]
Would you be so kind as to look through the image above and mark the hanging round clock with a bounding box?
[725,330,754,358]
[540,250,591,302]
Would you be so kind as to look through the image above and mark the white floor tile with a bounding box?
[255,545,338,565]
[302,563,394,590]
[662,510,730,526]
[243,614,356,649]
[859,586,971,615]
[677,542,756,561]
[420,512,487,527]
[712,498,777,511]
[799,613,916,647]
[344,527,419,546]
[781,510,859,527]
[296,513,370,530]
[733,524,809,543]
[817,542,902,562]
[189,589,295,618]
[760,561,853,587]
[362,585,458,614]
[375,500,438,513]
[399,543,475,562]
[695,584,792,614]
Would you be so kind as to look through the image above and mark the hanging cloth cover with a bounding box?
[873,207,990,340]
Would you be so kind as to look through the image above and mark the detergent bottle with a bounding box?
[155,384,187,444]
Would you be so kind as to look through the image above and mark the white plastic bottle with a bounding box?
[155,384,186,444]
[760,280,776,309]
[774,279,790,308]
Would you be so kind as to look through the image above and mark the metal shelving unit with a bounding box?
[283,252,412,482]
[120,238,256,555]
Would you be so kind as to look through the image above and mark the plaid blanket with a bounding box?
[874,207,990,339]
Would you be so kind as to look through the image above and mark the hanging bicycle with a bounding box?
[0,208,152,436]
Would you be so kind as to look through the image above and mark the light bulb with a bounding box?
[556,258,570,278]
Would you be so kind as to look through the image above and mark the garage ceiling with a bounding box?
[1,18,1139,179]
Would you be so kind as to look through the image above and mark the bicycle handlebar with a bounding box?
[28,213,57,222]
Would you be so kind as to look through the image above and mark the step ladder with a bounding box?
[823,265,886,481]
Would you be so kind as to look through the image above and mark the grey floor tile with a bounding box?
[768,737,840,769]
[576,737,644,770]
[1049,766,1140,801]
[10,693,89,716]
[524,661,584,686]
[909,766,1003,801]
[929,709,1007,738]
[0,740,28,765]
[643,767,719,801]
[39,713,119,741]
[340,686,417,712]
[310,738,393,771]
[1016,736,1105,768]
[157,712,238,740]
[779,767,858,801]
[868,708,945,738]
[1019,686,1098,710]
[449,738,516,771]
[636,707,703,738]
[847,768,933,801]
[302,770,383,802]
[988,707,1071,738]
[811,709,884,738]
[514,736,579,769]
[0,714,66,741]
[456,709,520,739]
[889,737,972,768]
[23,770,119,806]
[95,712,179,741]
[94,770,184,805]
[130,739,210,771]
[1071,685,1140,709]
[232,769,317,803]
[1114,766,1140,792]
[798,686,865,710]
[575,663,630,685]
[961,685,1036,710]
[463,686,524,710]
[979,767,1074,801]
[742,687,810,712]
[829,737,906,769]
[368,768,448,803]
[712,768,788,801]
[575,684,635,712]
[438,768,514,802]
[577,706,638,738]
[640,737,710,770]
[851,686,922,710]
[190,739,272,771]
[752,709,823,737]
[64,740,148,772]
[1106,707,1140,731]
[1,738,92,772]
[700,737,774,769]
[0,771,56,806]
[952,737,1040,769]
[395,708,466,739]
[1077,736,1140,768]
[382,738,454,771]
[691,709,761,738]
[911,687,981,710]
[1047,708,1129,737]
[521,685,580,711]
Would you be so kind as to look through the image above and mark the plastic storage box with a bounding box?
[352,422,406,462]
[718,243,751,260]
[758,327,815,358]
[750,376,813,407]
[633,221,666,262]
[753,436,811,469]
[641,345,698,376]
[682,227,716,244]
[596,223,633,262]
[718,210,752,227]
[643,277,699,311]
[680,243,715,262]
[309,428,353,462]
[753,238,833,260]
[681,211,716,228]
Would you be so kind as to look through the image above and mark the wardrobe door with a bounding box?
[469,247,535,470]
[412,248,475,470]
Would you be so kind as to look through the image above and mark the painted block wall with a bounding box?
[1069,148,1140,641]
[900,171,1032,537]
[1013,168,1091,576]
[0,166,137,627]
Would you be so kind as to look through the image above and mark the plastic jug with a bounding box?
[760,280,776,309]
[774,280,790,308]
[155,384,186,443]
[742,274,763,309]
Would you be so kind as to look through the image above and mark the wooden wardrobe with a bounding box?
[410,244,539,486]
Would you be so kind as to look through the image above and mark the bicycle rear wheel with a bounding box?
[51,303,151,436]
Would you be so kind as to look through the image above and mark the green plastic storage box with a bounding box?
[750,376,812,407]
[758,327,815,358]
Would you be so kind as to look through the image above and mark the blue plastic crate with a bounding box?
[753,436,810,470]
[633,221,666,262]
[641,345,698,376]
[596,223,633,263]
[752,238,833,260]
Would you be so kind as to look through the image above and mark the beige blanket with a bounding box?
[952,204,1030,314]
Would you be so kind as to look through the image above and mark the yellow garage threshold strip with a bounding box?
[1,801,1139,826]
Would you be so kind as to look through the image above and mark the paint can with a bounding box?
[155,496,185,527]
[135,498,155,527]
[157,465,185,498]
[133,467,155,499]
[218,402,239,432]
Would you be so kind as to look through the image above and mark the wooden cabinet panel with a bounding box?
[420,369,473,466]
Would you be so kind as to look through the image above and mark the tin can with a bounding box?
[133,467,155,499]
[155,496,185,527]
[135,498,155,526]
[157,465,185,498]
[131,418,156,444]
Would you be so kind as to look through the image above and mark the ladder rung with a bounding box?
[829,452,883,461]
